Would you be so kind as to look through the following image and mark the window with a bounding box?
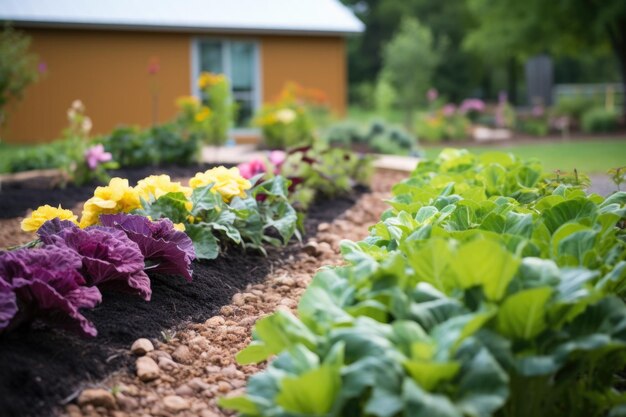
[193,39,260,128]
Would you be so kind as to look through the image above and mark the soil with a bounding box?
[0,171,371,417]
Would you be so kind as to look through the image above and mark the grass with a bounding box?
[421,138,626,174]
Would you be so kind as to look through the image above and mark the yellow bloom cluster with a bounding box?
[24,166,251,231]
[136,175,192,201]
[21,205,78,232]
[176,95,200,110]
[194,106,212,123]
[197,72,226,90]
[189,167,251,202]
[79,178,141,227]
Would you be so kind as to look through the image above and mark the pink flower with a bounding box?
[459,98,485,114]
[268,150,286,168]
[532,105,545,118]
[38,61,47,74]
[237,159,267,179]
[147,57,160,75]
[427,88,438,102]
[442,104,457,117]
[85,144,112,170]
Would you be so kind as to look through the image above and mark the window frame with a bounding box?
[190,36,262,132]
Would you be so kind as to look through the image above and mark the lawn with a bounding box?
[422,138,626,174]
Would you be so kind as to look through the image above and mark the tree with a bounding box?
[465,0,626,116]
[381,18,440,127]
[0,26,39,126]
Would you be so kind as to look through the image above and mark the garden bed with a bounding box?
[0,170,385,417]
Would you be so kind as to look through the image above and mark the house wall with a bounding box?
[2,28,192,144]
[1,28,347,144]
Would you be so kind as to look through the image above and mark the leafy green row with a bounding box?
[222,149,626,417]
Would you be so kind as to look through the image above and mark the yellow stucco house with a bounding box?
[0,0,363,143]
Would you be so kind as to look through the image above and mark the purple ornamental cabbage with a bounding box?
[0,280,17,331]
[0,246,101,336]
[39,220,152,301]
[100,214,195,281]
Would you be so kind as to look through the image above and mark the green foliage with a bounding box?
[0,26,38,121]
[254,85,316,149]
[323,120,419,155]
[224,149,626,417]
[518,118,549,137]
[581,107,620,133]
[200,74,236,145]
[281,144,373,210]
[382,18,441,127]
[554,96,597,123]
[101,124,201,168]
[415,112,470,143]
[0,140,70,174]
[136,175,298,260]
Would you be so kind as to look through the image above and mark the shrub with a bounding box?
[323,121,418,155]
[197,72,236,145]
[554,95,596,123]
[101,124,201,168]
[254,84,317,149]
[0,26,39,126]
[581,107,619,133]
[415,111,469,142]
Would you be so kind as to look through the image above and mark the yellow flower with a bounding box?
[176,95,200,109]
[136,174,193,211]
[198,72,226,89]
[275,108,297,124]
[173,223,186,232]
[188,166,251,202]
[79,177,141,227]
[194,106,212,123]
[21,205,78,232]
[135,175,192,201]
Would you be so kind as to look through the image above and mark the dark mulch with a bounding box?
[0,184,364,417]
[0,163,222,219]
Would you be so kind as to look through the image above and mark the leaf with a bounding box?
[144,191,190,223]
[190,184,222,215]
[184,224,219,260]
[542,198,598,234]
[403,238,457,293]
[276,365,341,415]
[451,239,521,301]
[455,345,509,417]
[404,360,460,390]
[217,396,260,415]
[402,378,463,417]
[496,287,553,340]
[238,310,317,364]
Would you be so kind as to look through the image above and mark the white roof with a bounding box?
[0,0,364,35]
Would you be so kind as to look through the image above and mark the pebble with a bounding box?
[172,345,193,364]
[158,357,179,371]
[302,241,319,256]
[174,384,194,396]
[232,293,245,306]
[188,377,211,392]
[136,357,160,382]
[317,222,331,232]
[115,393,138,411]
[77,388,116,409]
[66,404,83,417]
[130,338,154,356]
[163,395,190,413]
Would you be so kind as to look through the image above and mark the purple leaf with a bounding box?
[37,218,79,242]
[45,226,152,301]
[0,246,101,336]
[0,280,17,331]
[100,213,195,281]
